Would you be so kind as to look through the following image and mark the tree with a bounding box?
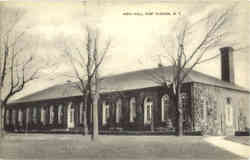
[146,4,244,136]
[0,6,41,137]
[61,26,111,141]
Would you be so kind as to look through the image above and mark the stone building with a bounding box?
[4,47,250,135]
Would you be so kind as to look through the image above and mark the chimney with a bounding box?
[220,46,235,83]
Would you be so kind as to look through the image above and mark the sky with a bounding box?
[3,0,250,100]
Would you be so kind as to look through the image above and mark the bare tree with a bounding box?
[61,26,111,141]
[0,6,41,137]
[145,4,245,136]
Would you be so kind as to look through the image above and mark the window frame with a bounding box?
[41,106,46,124]
[12,109,16,125]
[58,104,63,124]
[225,97,233,126]
[102,100,110,125]
[79,102,83,124]
[6,109,10,125]
[144,97,153,124]
[129,97,136,123]
[200,96,207,122]
[181,92,189,122]
[32,107,37,124]
[161,94,169,122]
[49,105,54,124]
[18,108,23,126]
[26,108,30,124]
[116,98,122,123]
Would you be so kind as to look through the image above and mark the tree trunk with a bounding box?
[92,67,99,141]
[92,92,99,141]
[83,97,88,135]
[0,83,5,138]
[0,99,3,138]
[177,84,183,136]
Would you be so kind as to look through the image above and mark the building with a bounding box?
[4,47,250,135]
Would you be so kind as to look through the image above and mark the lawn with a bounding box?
[0,134,243,160]
[225,136,250,146]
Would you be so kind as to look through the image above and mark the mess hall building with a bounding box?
[4,47,250,135]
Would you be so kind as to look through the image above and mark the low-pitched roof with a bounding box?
[10,66,249,104]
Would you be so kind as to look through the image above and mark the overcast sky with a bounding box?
[4,0,250,100]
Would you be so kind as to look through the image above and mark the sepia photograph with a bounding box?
[0,0,249,159]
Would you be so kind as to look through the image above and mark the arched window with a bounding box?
[200,96,207,122]
[102,101,110,125]
[181,93,188,122]
[6,109,10,125]
[129,97,136,123]
[18,109,23,126]
[79,102,83,124]
[70,107,74,123]
[144,97,153,124]
[161,95,170,122]
[67,102,75,128]
[225,97,233,126]
[58,104,63,124]
[116,99,122,123]
[26,108,30,124]
[41,107,45,124]
[32,107,37,124]
[49,105,54,124]
[12,109,16,125]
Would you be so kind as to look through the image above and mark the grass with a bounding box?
[0,134,242,160]
[225,136,250,146]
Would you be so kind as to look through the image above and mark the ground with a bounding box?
[0,134,244,160]
[225,136,250,146]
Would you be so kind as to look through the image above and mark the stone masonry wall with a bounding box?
[191,82,249,135]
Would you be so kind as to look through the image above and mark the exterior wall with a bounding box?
[191,82,250,135]
[4,96,85,133]
[4,85,192,134]
[98,87,163,131]
[97,84,191,132]
[5,82,249,136]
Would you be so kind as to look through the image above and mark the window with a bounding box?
[102,101,110,125]
[18,109,23,126]
[79,102,83,124]
[32,107,37,124]
[6,109,10,125]
[49,105,54,124]
[129,97,136,123]
[161,95,169,122]
[116,99,122,123]
[70,107,75,123]
[144,97,153,124]
[225,97,233,126]
[26,108,30,124]
[200,97,207,121]
[58,105,63,124]
[41,107,45,124]
[12,109,16,125]
[181,93,188,121]
[67,102,74,128]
